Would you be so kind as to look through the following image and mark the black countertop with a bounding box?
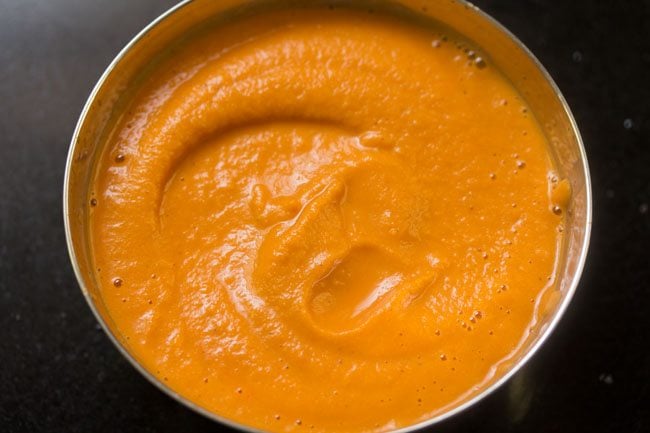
[0,1,648,432]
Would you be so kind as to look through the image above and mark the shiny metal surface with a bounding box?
[63,1,592,431]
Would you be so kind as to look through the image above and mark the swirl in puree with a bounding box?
[90,8,569,433]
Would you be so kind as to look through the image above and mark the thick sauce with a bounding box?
[90,9,568,433]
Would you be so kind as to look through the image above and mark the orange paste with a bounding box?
[90,8,568,433]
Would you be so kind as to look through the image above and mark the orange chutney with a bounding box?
[90,8,570,433]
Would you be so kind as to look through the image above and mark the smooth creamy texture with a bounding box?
[91,9,567,433]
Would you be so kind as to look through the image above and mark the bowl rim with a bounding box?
[63,1,592,432]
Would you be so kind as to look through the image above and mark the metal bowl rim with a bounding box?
[62,1,592,432]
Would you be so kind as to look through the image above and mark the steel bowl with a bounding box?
[63,0,592,431]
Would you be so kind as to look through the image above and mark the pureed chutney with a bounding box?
[89,7,570,433]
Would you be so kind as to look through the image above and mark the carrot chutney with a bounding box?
[90,8,570,433]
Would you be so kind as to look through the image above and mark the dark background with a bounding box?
[1,0,648,432]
